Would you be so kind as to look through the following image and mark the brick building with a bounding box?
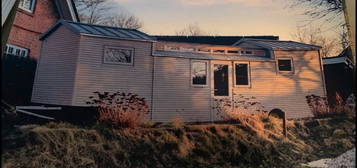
[4,0,79,59]
[2,0,79,105]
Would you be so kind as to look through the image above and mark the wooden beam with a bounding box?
[16,106,62,110]
[16,109,55,120]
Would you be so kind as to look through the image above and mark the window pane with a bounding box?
[20,0,33,10]
[15,49,20,56]
[235,64,249,85]
[278,59,292,71]
[192,62,207,85]
[227,50,239,54]
[104,47,133,64]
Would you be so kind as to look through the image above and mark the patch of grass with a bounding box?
[1,116,355,168]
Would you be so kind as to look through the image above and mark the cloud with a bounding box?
[178,0,276,7]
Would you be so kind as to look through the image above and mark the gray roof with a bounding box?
[234,39,321,50]
[40,20,155,41]
[153,50,274,61]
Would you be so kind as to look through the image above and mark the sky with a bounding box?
[110,0,343,41]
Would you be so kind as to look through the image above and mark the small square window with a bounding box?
[103,46,134,65]
[19,0,36,13]
[191,61,207,86]
[278,59,293,72]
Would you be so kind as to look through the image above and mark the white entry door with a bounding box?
[210,61,233,121]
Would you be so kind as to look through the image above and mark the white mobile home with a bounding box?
[32,20,326,122]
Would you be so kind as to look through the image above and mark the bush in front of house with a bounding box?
[306,93,355,119]
[87,91,149,128]
[212,95,286,140]
[213,94,268,121]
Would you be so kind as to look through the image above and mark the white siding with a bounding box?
[152,57,211,122]
[232,50,325,118]
[72,36,154,114]
[32,25,80,105]
[1,0,16,26]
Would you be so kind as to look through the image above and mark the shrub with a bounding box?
[305,94,330,118]
[87,91,149,128]
[306,93,356,119]
[213,94,267,121]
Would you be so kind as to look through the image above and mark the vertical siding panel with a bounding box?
[32,26,80,105]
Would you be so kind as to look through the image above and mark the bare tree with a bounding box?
[289,0,344,26]
[291,26,340,57]
[175,23,207,36]
[105,13,143,29]
[74,0,143,29]
[74,0,113,24]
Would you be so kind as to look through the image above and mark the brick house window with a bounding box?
[19,0,36,13]
[103,46,134,65]
[4,44,29,57]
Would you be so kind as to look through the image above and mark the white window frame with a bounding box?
[277,58,294,73]
[191,60,209,87]
[103,46,134,65]
[4,44,29,57]
[233,61,251,88]
[19,0,36,13]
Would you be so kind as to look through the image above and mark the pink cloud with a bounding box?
[178,0,276,7]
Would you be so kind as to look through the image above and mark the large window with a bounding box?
[103,46,134,65]
[4,44,29,57]
[19,0,36,13]
[277,58,293,72]
[191,61,208,86]
[235,62,250,86]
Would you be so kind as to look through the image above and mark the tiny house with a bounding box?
[32,20,326,122]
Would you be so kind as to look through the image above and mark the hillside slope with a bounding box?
[2,117,355,168]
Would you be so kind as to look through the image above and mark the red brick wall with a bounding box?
[7,0,59,59]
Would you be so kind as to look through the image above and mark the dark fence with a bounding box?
[1,54,37,105]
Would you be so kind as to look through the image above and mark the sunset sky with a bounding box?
[111,0,343,41]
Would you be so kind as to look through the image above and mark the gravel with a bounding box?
[326,148,355,168]
[302,148,355,168]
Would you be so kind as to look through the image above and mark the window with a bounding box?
[181,47,195,52]
[19,0,36,13]
[227,50,240,54]
[277,59,293,72]
[197,48,210,53]
[245,51,253,55]
[103,46,134,65]
[165,46,179,51]
[235,63,250,86]
[4,44,29,57]
[213,49,225,54]
[191,61,207,86]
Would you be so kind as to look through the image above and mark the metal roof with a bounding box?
[154,35,279,45]
[234,39,321,50]
[40,20,155,41]
[153,50,273,61]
